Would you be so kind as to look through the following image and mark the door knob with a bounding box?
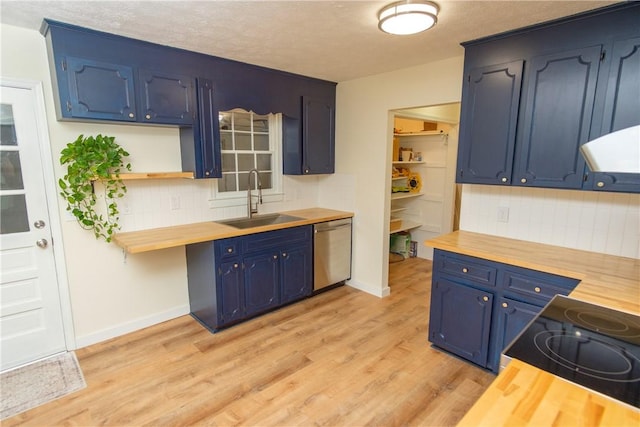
[36,238,48,249]
[34,220,46,229]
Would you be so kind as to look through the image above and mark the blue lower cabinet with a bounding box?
[490,297,542,372]
[428,249,578,373]
[187,226,312,332]
[429,278,493,368]
[281,245,313,304]
[217,261,244,325]
[243,252,280,318]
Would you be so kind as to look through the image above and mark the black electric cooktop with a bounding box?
[504,295,640,409]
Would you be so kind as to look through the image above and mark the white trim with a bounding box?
[0,77,77,350]
[346,280,390,298]
[74,304,190,348]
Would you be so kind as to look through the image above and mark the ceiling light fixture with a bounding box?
[378,0,439,35]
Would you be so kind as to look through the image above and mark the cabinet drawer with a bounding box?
[502,269,578,302]
[242,226,311,254]
[215,238,240,260]
[435,250,497,287]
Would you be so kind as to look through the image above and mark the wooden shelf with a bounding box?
[394,131,448,137]
[391,192,422,200]
[392,161,425,166]
[390,207,407,214]
[390,220,421,234]
[94,172,195,181]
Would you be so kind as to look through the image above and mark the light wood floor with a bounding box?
[6,257,495,426]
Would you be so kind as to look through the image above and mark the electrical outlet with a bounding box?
[170,195,181,210]
[497,206,510,223]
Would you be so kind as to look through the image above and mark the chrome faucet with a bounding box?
[247,168,263,218]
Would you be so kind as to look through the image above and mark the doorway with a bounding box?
[388,103,460,263]
[1,80,73,371]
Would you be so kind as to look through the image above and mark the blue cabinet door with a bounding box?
[429,277,493,368]
[243,252,280,317]
[300,96,335,175]
[457,61,523,185]
[217,261,244,325]
[65,56,137,121]
[589,36,640,193]
[280,245,312,304]
[490,297,542,372]
[514,46,602,189]
[137,69,194,125]
[180,78,222,179]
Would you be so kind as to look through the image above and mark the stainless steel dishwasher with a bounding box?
[314,218,352,292]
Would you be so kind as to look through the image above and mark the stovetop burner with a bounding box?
[504,295,640,409]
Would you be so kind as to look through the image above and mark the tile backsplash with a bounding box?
[459,184,640,259]
[116,175,320,232]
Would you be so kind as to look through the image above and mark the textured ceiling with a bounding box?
[0,0,619,82]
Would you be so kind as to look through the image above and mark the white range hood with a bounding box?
[580,125,640,173]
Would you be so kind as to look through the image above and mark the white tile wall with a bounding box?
[459,184,640,259]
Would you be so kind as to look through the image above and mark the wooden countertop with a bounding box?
[112,208,353,254]
[425,231,640,425]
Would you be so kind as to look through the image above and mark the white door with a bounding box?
[0,84,66,371]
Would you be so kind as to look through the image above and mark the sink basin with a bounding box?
[217,213,303,229]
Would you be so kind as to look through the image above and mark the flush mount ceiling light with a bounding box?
[378,0,439,35]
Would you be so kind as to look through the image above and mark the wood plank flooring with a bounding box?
[5,257,495,426]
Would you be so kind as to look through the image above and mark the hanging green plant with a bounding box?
[58,134,131,242]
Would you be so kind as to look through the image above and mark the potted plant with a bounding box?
[58,134,131,242]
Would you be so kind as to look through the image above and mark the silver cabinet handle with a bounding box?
[482,296,489,302]
[501,177,508,183]
[36,238,48,249]
[34,220,46,229]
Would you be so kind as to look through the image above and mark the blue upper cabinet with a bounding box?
[301,96,335,175]
[62,56,194,125]
[137,69,194,125]
[457,3,640,193]
[180,78,221,178]
[40,19,336,179]
[65,56,137,121]
[457,61,523,185]
[588,36,640,193]
[514,46,601,189]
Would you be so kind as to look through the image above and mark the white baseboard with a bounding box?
[346,279,391,298]
[74,305,190,349]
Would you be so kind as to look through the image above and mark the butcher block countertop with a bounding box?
[112,208,353,254]
[425,230,640,426]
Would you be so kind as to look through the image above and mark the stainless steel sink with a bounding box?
[217,213,303,229]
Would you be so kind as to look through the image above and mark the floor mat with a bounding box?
[0,352,86,420]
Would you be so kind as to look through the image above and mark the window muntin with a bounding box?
[216,109,280,197]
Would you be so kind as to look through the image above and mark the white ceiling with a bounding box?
[0,0,619,82]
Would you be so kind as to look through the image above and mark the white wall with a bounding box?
[459,185,640,259]
[329,57,466,297]
[0,23,321,347]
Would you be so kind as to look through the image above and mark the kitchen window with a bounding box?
[213,109,282,204]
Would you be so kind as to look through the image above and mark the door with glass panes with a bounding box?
[0,84,66,371]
